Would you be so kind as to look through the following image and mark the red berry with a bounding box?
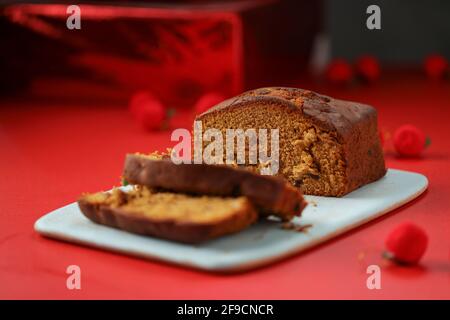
[355,55,380,82]
[128,91,165,131]
[393,124,426,157]
[194,92,226,114]
[385,222,428,265]
[325,59,353,84]
[128,91,152,116]
[424,54,448,80]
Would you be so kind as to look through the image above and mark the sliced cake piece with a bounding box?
[196,87,386,196]
[123,153,307,221]
[78,187,257,243]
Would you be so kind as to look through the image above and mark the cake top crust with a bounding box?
[198,87,377,139]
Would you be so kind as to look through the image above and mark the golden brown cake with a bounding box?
[78,186,258,243]
[196,87,386,196]
[123,153,307,221]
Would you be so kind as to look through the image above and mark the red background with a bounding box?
[0,71,449,299]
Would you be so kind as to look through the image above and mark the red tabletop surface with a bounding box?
[1,72,449,299]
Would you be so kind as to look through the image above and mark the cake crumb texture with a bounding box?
[197,87,386,196]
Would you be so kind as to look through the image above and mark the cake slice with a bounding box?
[78,186,257,243]
[123,153,307,221]
[196,87,386,196]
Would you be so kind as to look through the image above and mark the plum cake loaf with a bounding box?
[196,87,386,196]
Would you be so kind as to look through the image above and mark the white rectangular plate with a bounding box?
[35,169,427,272]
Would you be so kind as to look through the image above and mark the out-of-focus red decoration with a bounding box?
[385,222,428,265]
[194,92,226,115]
[128,91,156,117]
[2,2,321,104]
[355,55,380,82]
[379,130,385,147]
[128,91,165,131]
[424,54,449,80]
[393,124,428,157]
[325,59,353,85]
[3,3,245,107]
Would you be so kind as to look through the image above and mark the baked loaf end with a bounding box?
[123,153,307,221]
[78,187,258,243]
[197,87,386,196]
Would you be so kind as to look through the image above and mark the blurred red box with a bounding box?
[1,1,321,107]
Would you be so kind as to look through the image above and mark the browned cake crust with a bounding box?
[197,87,386,196]
[123,154,307,221]
[78,189,258,244]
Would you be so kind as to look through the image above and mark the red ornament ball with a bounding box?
[325,59,353,84]
[355,55,380,82]
[194,92,226,114]
[424,54,449,80]
[128,91,165,131]
[393,124,427,157]
[129,91,153,116]
[385,222,428,265]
